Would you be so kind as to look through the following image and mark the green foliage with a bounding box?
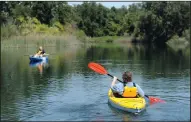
[32,17,41,25]
[92,36,120,43]
[136,11,164,43]
[1,1,190,47]
[56,3,73,24]
[12,2,32,19]
[136,2,190,45]
[1,11,9,24]
[35,24,49,33]
[76,2,110,37]
[167,34,190,51]
[31,2,54,25]
[106,39,113,43]
[183,29,190,41]
[48,27,60,35]
[75,30,86,42]
[52,21,64,32]
[1,24,18,39]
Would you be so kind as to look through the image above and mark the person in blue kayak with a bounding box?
[34,46,45,57]
[111,71,145,98]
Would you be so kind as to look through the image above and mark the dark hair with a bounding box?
[122,71,132,82]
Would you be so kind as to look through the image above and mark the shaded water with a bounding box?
[1,43,190,121]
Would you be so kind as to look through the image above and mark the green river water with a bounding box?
[1,43,190,121]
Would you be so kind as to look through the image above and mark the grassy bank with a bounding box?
[1,17,90,48]
[91,35,133,43]
[1,16,189,51]
[1,34,81,48]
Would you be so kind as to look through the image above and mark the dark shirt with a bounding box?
[37,49,45,54]
[41,49,45,54]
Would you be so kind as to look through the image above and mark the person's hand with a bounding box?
[111,76,118,86]
[113,76,117,81]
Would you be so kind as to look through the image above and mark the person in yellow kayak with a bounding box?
[111,71,145,98]
[34,46,46,57]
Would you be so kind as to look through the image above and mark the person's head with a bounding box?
[39,46,43,50]
[122,71,132,82]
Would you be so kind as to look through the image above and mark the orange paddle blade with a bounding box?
[88,62,108,75]
[149,96,166,104]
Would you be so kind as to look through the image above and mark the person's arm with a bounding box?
[35,50,39,55]
[111,76,118,87]
[111,76,124,95]
[136,84,145,97]
[36,50,42,55]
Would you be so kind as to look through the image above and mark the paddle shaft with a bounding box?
[107,74,123,83]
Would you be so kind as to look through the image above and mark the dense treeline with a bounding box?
[1,2,73,25]
[1,1,190,45]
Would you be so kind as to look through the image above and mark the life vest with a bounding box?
[122,82,137,98]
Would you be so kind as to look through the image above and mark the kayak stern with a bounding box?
[108,89,147,113]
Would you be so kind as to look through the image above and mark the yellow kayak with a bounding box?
[108,89,147,113]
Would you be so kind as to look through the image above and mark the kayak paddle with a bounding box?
[88,62,165,104]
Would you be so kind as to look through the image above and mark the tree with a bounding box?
[136,2,190,45]
[31,2,55,25]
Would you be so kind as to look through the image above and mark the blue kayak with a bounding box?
[29,59,48,67]
[29,56,48,62]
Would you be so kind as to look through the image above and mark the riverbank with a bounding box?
[1,24,92,49]
[1,17,91,48]
[1,21,190,52]
[91,36,132,43]
[1,34,80,48]
[2,33,190,53]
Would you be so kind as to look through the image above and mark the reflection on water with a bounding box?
[29,59,49,75]
[1,44,190,121]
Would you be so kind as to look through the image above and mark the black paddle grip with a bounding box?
[107,74,123,83]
